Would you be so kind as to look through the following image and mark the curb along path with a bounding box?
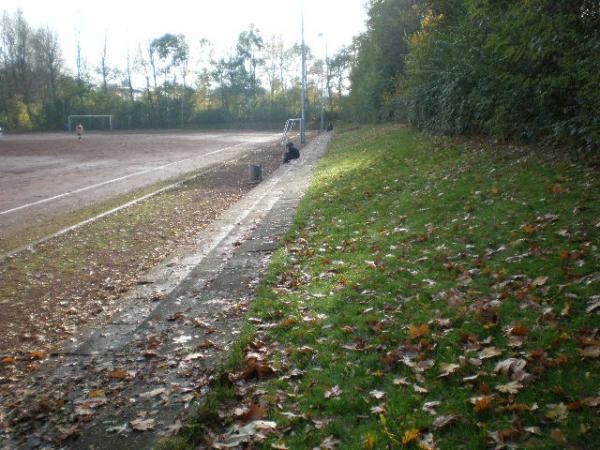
[1,133,332,450]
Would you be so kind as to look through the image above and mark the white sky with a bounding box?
[2,0,368,86]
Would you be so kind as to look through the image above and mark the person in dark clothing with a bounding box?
[283,141,300,163]
[327,121,334,131]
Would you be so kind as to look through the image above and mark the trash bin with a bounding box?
[249,164,262,182]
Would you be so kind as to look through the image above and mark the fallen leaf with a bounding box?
[320,435,341,449]
[496,381,524,394]
[408,324,430,339]
[472,396,493,413]
[550,428,567,444]
[160,419,183,437]
[130,418,156,431]
[579,346,600,358]
[242,403,268,422]
[508,325,529,336]
[479,347,503,359]
[494,358,527,375]
[139,388,166,399]
[412,384,428,393]
[370,404,386,414]
[106,423,130,434]
[88,389,105,398]
[401,429,420,445]
[324,385,343,399]
[30,350,45,360]
[524,426,542,436]
[173,335,192,344]
[531,276,548,287]
[369,390,386,400]
[433,414,460,429]
[297,345,315,354]
[422,400,441,415]
[109,369,130,380]
[586,297,600,314]
[438,363,460,377]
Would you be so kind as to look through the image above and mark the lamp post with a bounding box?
[300,6,307,145]
[317,33,327,132]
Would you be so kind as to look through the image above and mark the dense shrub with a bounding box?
[349,0,600,149]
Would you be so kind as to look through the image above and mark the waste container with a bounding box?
[249,164,262,182]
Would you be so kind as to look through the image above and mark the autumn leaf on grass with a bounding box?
[408,324,430,339]
[369,390,386,400]
[579,345,600,359]
[241,403,268,422]
[370,404,386,415]
[546,403,568,421]
[521,223,537,234]
[320,435,341,449]
[438,363,460,378]
[550,429,567,444]
[297,345,315,354]
[531,276,548,287]
[494,358,527,376]
[280,317,298,328]
[324,385,343,399]
[422,401,441,415]
[586,297,600,314]
[393,377,410,386]
[130,417,155,431]
[496,381,524,394]
[412,384,428,394]
[401,429,420,445]
[433,414,461,430]
[471,396,493,413]
[478,346,503,360]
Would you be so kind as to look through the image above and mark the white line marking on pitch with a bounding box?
[0,138,283,262]
[0,139,273,216]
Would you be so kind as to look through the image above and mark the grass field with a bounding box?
[162,125,600,449]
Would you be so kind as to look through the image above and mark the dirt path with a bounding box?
[0,133,331,449]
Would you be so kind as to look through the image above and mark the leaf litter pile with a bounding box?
[0,144,282,415]
[171,126,599,449]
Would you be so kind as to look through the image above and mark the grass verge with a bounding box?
[168,125,599,449]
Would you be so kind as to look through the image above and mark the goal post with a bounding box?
[281,118,302,146]
[68,115,113,131]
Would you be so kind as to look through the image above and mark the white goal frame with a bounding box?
[281,118,302,146]
[68,115,113,131]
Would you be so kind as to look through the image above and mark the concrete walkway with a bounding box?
[2,133,331,449]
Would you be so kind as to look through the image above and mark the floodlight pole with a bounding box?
[300,5,307,145]
[318,33,327,132]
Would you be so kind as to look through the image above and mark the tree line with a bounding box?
[0,10,353,131]
[347,0,599,150]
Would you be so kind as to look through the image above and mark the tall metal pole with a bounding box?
[300,5,307,145]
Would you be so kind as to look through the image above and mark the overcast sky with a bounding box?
[2,0,368,83]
